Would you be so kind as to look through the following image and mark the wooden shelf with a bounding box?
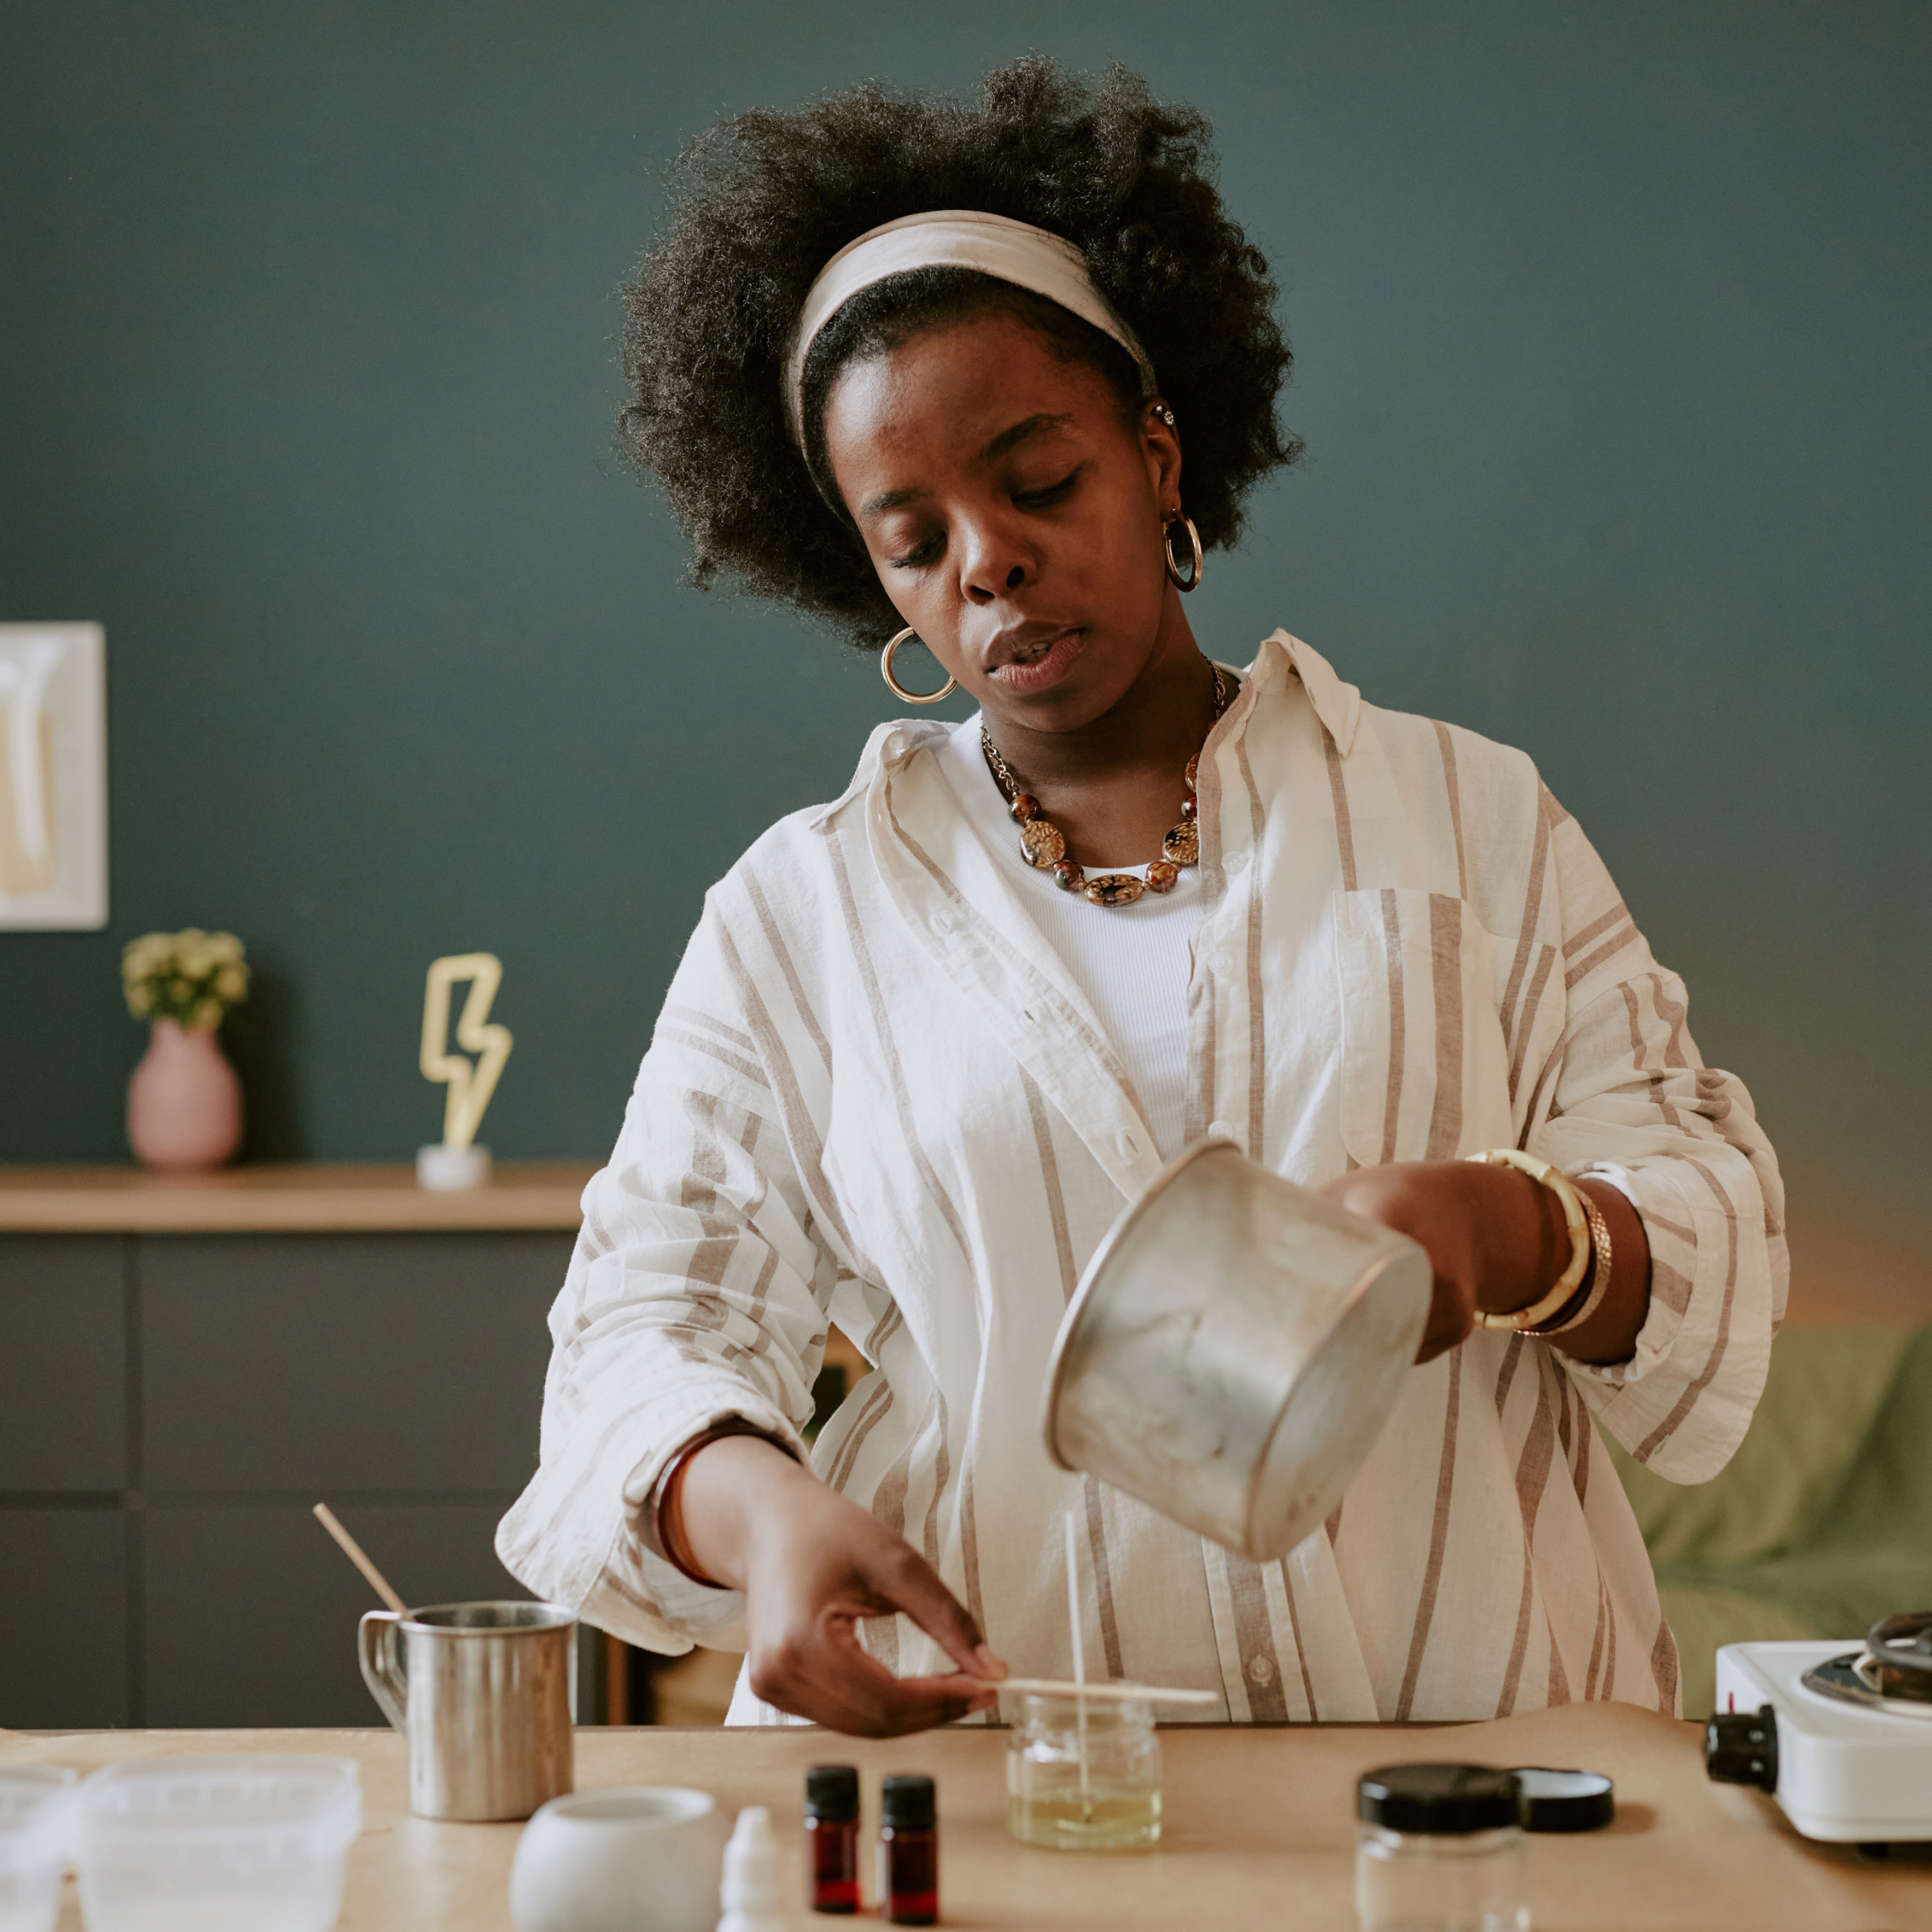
[0,1162,598,1233]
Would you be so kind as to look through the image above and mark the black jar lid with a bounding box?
[881,1773,936,1830]
[806,1764,860,1821]
[1511,1766,1616,1832]
[1357,1763,1521,1835]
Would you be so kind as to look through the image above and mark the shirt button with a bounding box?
[1208,1120,1234,1141]
[1247,1654,1275,1686]
[1211,951,1234,976]
[1224,851,1249,874]
[932,912,960,935]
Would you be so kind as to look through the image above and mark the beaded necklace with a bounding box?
[980,663,1231,909]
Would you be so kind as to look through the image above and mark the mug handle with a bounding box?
[357,1609,407,1736]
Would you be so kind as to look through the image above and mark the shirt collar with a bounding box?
[811,629,1363,836]
[807,718,950,831]
[1257,631,1362,757]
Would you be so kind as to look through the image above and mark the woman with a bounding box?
[498,59,1784,1734]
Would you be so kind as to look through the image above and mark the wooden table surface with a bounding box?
[0,1161,597,1231]
[5,1706,1928,1930]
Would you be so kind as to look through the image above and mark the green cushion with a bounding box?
[1801,1325,1932,1563]
[1607,1324,1913,1566]
[1656,1582,1818,1724]
[1609,1325,1932,1716]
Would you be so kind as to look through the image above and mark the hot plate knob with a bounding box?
[1704,1704,1779,1792]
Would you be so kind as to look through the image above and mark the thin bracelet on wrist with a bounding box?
[1525,1191,1613,1338]
[653,1419,795,1589]
[1463,1147,1593,1331]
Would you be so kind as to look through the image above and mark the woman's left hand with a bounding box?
[1319,1158,1649,1365]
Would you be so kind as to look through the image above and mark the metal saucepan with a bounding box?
[1042,1140,1431,1562]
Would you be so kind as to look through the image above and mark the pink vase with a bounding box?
[126,1018,244,1170]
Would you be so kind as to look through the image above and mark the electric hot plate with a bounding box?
[1707,1613,1932,1844]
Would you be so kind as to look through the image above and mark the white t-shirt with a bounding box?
[933,716,1198,1161]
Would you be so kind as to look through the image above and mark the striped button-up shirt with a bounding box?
[497,633,1785,1722]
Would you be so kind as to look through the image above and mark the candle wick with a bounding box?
[1064,1509,1092,1820]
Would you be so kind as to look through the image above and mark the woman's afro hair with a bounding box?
[619,56,1299,647]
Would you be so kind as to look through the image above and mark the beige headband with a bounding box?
[782,208,1156,448]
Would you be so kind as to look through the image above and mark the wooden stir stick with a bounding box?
[993,1678,1218,1704]
[312,1502,408,1615]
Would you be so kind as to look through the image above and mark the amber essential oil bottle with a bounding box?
[805,1764,861,1913]
[878,1773,938,1926]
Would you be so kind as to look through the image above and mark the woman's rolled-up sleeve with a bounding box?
[1524,803,1789,1484]
[495,915,832,1655]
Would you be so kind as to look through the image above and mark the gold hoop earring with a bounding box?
[881,625,958,704]
[1163,513,1204,594]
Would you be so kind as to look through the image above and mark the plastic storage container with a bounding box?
[74,1755,361,1932]
[0,1768,76,1932]
[1355,1763,1527,1932]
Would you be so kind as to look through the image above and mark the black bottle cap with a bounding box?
[1510,1766,1616,1832]
[1356,1763,1521,1835]
[881,1773,936,1830]
[1704,1704,1780,1793]
[806,1764,860,1820]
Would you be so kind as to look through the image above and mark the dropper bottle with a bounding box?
[877,1774,939,1926]
[716,1806,783,1932]
[805,1764,861,1913]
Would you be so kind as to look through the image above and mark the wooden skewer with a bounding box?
[312,1502,408,1615]
[994,1677,1220,1705]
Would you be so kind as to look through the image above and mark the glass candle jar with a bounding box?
[1005,1692,1161,1852]
[1355,1764,1528,1932]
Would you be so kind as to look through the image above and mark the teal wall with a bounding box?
[2,3,1926,1251]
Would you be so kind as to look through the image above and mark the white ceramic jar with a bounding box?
[509,1787,729,1932]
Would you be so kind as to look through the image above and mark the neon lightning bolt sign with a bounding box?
[419,952,514,1152]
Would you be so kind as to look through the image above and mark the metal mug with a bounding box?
[1042,1139,1432,1562]
[358,1600,576,1821]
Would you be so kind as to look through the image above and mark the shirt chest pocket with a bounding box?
[1333,888,1516,1168]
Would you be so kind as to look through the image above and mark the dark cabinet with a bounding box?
[0,1230,573,1728]
[0,1236,126,1492]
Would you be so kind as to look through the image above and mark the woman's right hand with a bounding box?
[670,1433,1005,1736]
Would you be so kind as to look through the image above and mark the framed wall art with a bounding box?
[0,622,108,930]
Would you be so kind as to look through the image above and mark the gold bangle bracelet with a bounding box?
[1463,1147,1592,1331]
[1527,1193,1613,1338]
